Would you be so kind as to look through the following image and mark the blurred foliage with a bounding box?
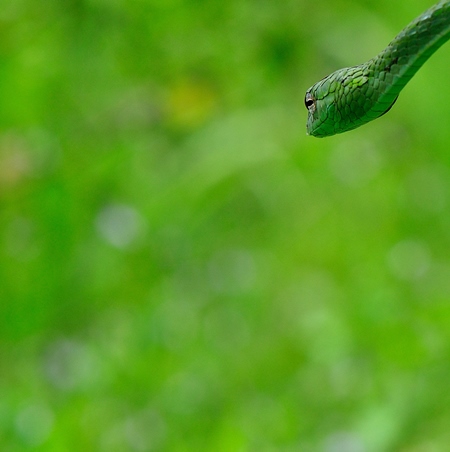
[1,0,450,450]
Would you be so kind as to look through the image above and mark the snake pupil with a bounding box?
[305,93,315,109]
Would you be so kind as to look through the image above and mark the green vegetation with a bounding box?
[2,0,450,450]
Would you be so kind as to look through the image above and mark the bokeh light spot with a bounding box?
[387,239,431,281]
[95,203,145,249]
[15,403,54,447]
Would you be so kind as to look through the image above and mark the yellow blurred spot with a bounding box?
[167,80,217,129]
[0,134,32,189]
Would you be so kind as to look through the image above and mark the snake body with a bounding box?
[305,1,450,137]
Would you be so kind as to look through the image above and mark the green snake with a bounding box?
[305,1,450,137]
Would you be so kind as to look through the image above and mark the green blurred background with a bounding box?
[2,0,450,450]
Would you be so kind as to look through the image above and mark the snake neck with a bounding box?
[368,0,450,108]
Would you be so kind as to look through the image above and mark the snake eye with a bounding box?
[305,92,315,111]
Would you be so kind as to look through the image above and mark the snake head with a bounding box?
[305,66,371,137]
